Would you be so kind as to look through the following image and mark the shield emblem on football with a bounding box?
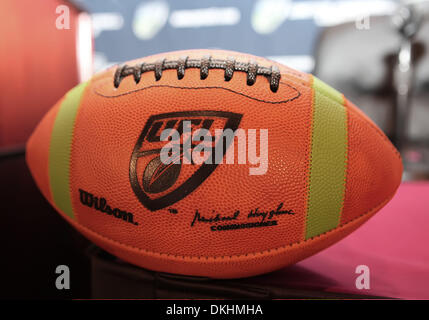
[129,111,242,211]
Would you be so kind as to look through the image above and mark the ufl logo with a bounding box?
[129,111,268,211]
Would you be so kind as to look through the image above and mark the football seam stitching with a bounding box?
[93,79,302,105]
[94,74,401,165]
[66,194,391,261]
[305,78,316,239]
[340,95,350,225]
[64,71,401,260]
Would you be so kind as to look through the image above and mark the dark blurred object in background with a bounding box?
[1,0,429,300]
[314,1,429,179]
[0,0,92,151]
[315,13,429,142]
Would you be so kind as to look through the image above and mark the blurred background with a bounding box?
[2,0,428,177]
[0,0,428,299]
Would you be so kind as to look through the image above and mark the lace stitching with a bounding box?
[113,56,281,92]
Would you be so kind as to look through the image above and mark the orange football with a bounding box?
[26,49,402,279]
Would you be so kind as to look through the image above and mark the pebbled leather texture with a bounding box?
[26,49,402,278]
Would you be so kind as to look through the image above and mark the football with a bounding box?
[26,49,402,279]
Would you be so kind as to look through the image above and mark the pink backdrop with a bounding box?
[259,182,429,299]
